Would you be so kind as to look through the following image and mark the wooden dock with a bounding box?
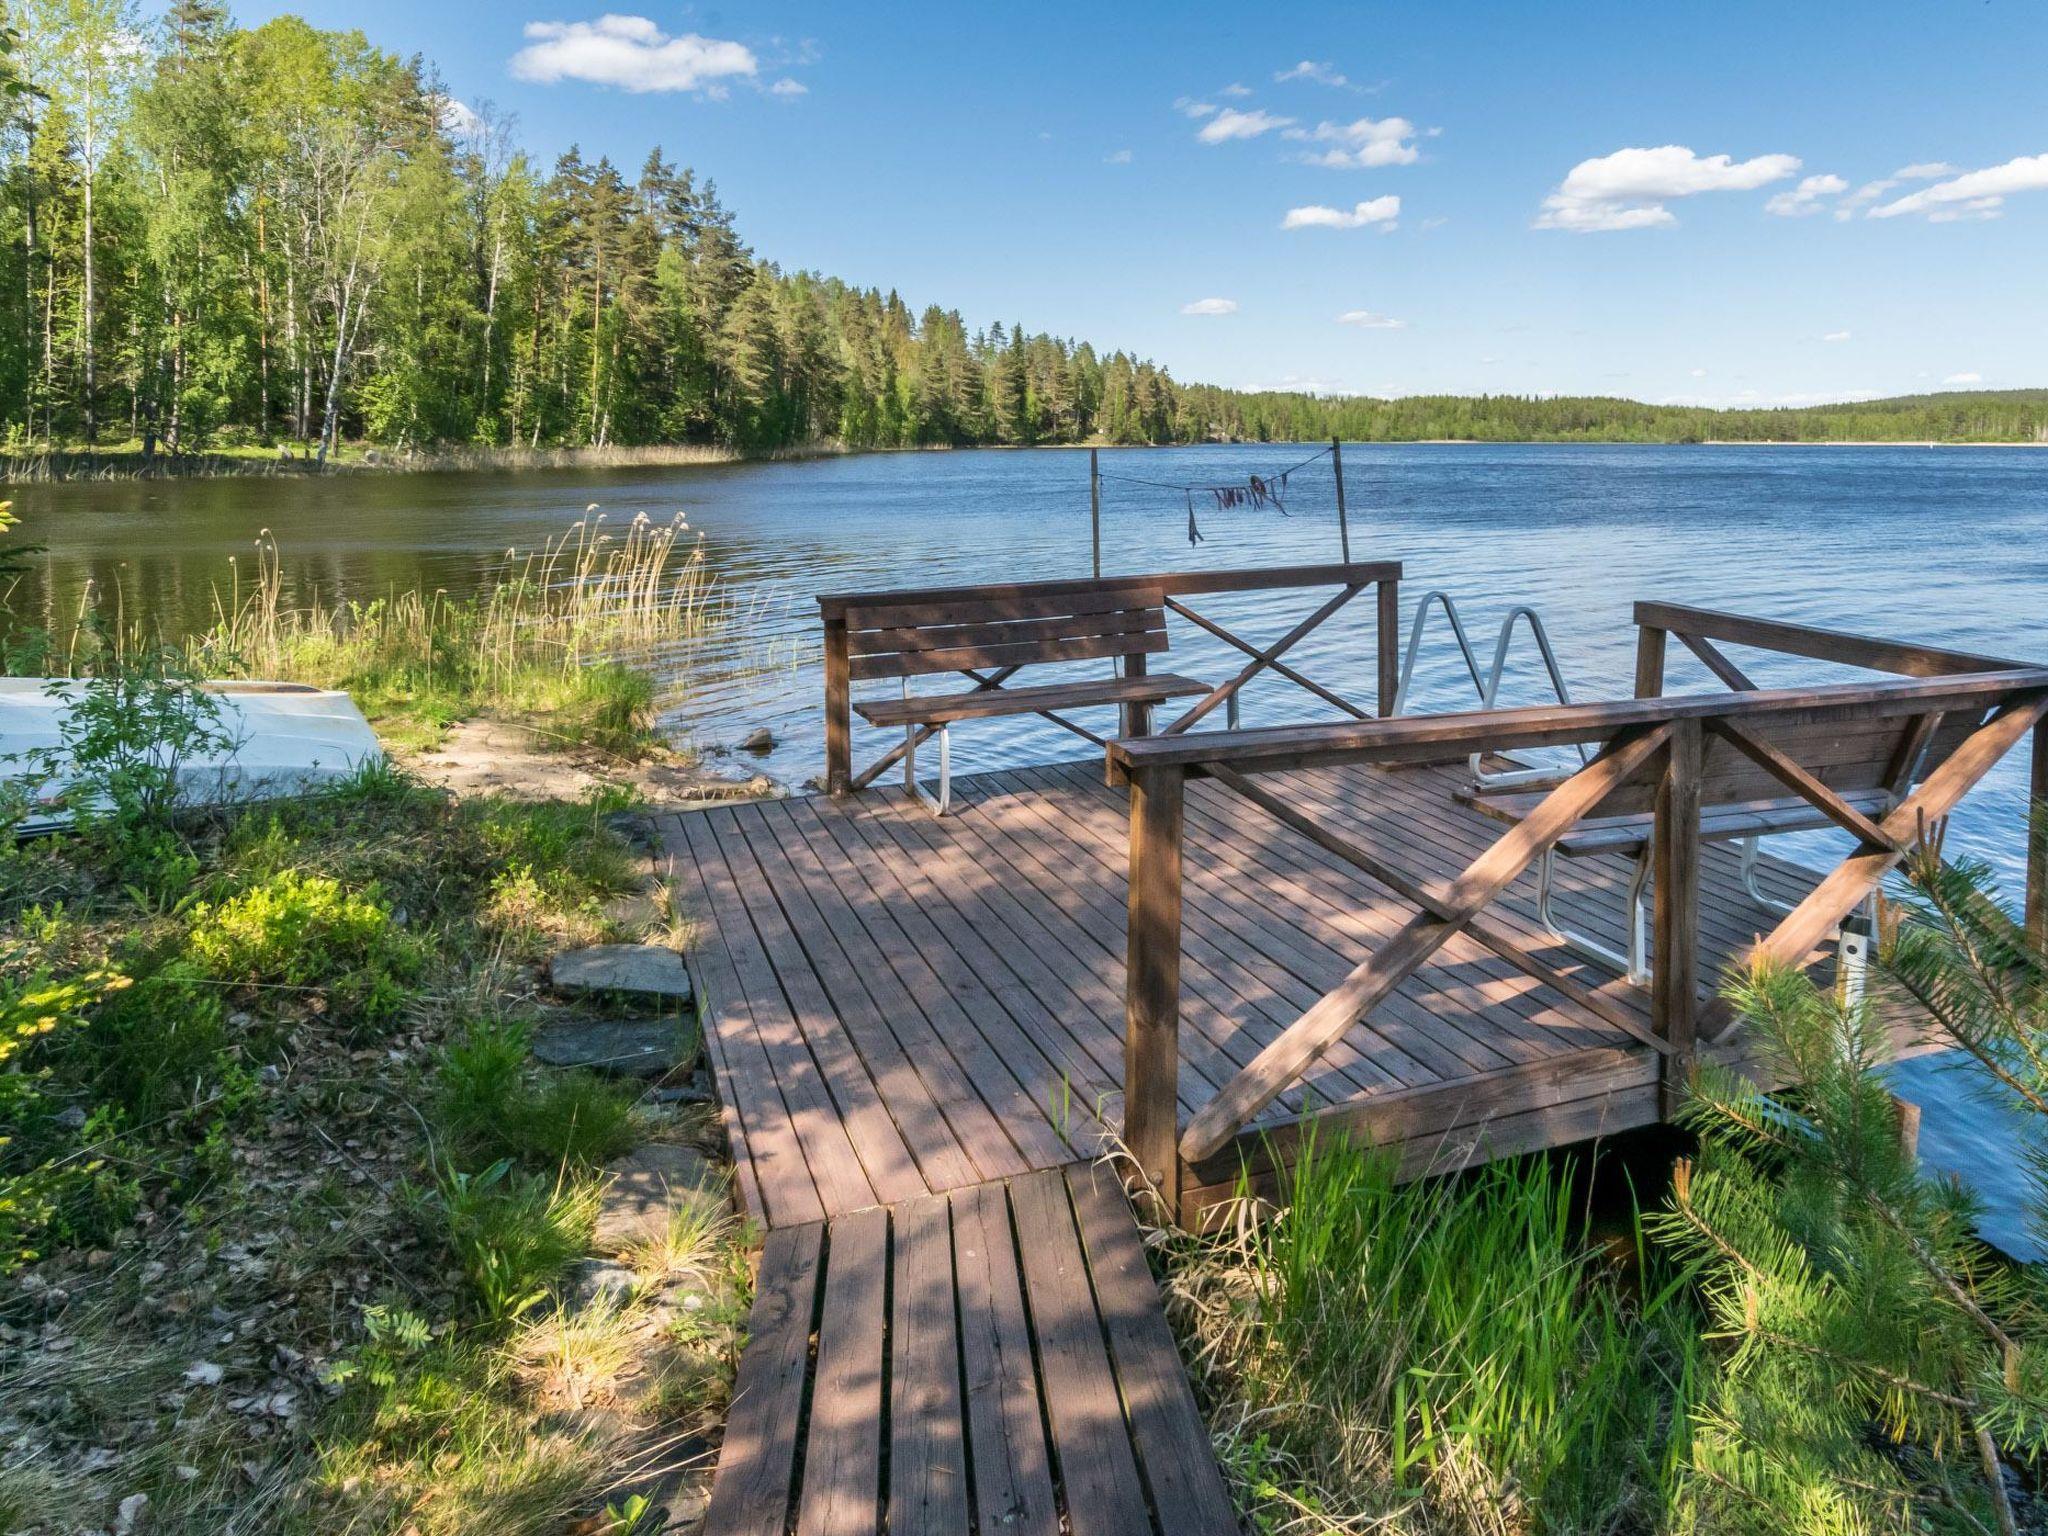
[656,755,1830,1229]
[672,566,2048,1535]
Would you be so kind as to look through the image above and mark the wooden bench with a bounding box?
[1459,708,1984,980]
[841,582,1208,813]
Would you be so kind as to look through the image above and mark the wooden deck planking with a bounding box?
[703,1163,1236,1536]
[658,757,1838,1228]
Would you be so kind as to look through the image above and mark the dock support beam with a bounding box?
[1634,624,1668,700]
[1376,575,1400,719]
[1125,764,1185,1217]
[1653,718,1702,1115]
[823,611,852,796]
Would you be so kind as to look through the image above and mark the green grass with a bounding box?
[0,760,748,1533]
[1168,1135,1705,1535]
[193,514,716,754]
[435,1014,642,1171]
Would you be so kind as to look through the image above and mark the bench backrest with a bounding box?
[1558,702,1991,820]
[840,581,1171,681]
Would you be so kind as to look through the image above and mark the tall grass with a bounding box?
[196,511,718,753]
[1166,1136,1704,1535]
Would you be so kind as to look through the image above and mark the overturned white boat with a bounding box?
[0,679,384,832]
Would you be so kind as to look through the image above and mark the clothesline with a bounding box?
[1090,441,1335,494]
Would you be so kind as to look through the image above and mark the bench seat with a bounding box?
[1459,785,1897,858]
[854,672,1210,729]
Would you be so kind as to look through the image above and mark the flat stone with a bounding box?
[739,726,776,754]
[531,1017,682,1078]
[549,944,693,1003]
[594,1144,728,1254]
[563,1258,639,1313]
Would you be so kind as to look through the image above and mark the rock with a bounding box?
[549,944,692,1004]
[563,1258,640,1313]
[650,1083,713,1106]
[531,1018,683,1079]
[739,726,776,755]
[184,1361,224,1386]
[54,1105,86,1131]
[115,1493,148,1534]
[594,1145,727,1254]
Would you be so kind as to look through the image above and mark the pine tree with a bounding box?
[1655,839,2048,1535]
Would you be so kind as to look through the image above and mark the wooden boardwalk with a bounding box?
[702,1162,1236,1536]
[655,756,1824,1230]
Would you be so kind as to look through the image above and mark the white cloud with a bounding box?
[1765,172,1847,216]
[1690,368,1708,378]
[1869,154,2048,221]
[1282,196,1401,230]
[1219,82,1252,98]
[1838,161,1959,217]
[1174,97,1218,119]
[1104,148,1133,164]
[511,15,757,93]
[1197,107,1295,143]
[1180,297,1239,316]
[1337,309,1405,328]
[439,98,483,137]
[1275,59,1350,88]
[1285,115,1423,169]
[769,77,806,97]
[1943,372,1984,385]
[1535,144,1801,232]
[1821,329,1852,342]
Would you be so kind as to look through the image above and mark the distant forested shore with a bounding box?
[1,6,2043,472]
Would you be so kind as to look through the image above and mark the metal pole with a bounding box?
[1331,437,1349,562]
[1090,447,1101,577]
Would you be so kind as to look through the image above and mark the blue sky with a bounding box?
[222,0,2046,405]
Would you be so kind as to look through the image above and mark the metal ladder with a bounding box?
[1391,590,1586,788]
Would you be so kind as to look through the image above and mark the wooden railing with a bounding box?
[1106,616,2048,1209]
[819,561,1403,797]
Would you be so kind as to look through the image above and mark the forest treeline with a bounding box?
[2,3,2044,462]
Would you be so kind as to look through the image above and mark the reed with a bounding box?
[1162,1136,1703,1534]
[196,510,719,753]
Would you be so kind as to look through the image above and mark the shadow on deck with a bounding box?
[656,754,1837,1230]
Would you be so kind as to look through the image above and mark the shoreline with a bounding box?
[6,433,2046,484]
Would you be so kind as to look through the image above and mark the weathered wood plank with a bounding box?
[798,1207,889,1536]
[953,1181,1061,1536]
[1066,1165,1237,1536]
[702,1222,824,1536]
[1009,1169,1154,1536]
[889,1196,970,1536]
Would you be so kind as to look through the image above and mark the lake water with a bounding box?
[11,441,2048,1249]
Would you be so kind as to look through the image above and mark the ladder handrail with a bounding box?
[1392,591,1589,787]
[1392,589,1485,716]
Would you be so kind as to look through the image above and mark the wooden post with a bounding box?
[1120,649,1150,737]
[823,611,852,796]
[1125,763,1185,1217]
[2029,719,2048,952]
[1376,575,1400,719]
[1653,717,1702,1116]
[1634,625,1668,699]
[1331,437,1349,563]
[1090,447,1101,579]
